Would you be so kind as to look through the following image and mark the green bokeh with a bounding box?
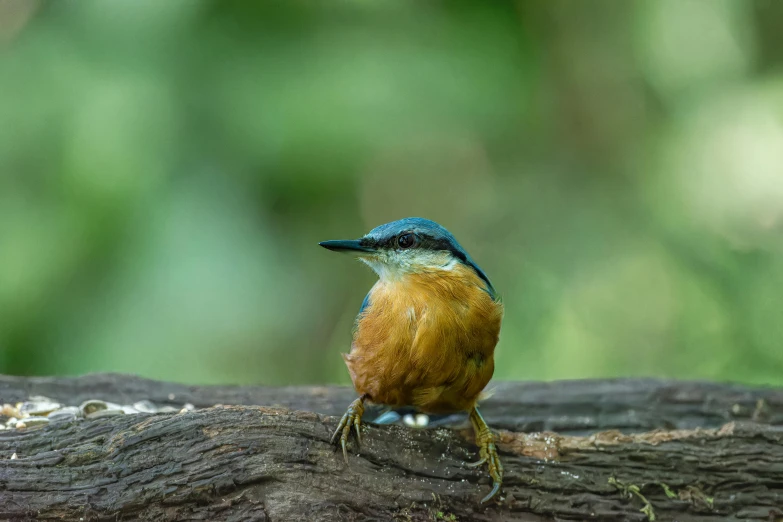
[1,0,781,386]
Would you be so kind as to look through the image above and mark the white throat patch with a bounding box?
[359,250,457,282]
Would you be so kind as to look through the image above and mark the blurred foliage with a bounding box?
[0,0,782,386]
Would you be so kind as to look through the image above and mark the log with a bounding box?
[0,374,781,521]
[2,373,782,434]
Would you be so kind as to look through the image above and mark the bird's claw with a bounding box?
[465,455,487,468]
[331,397,365,464]
[474,428,503,503]
[469,409,504,503]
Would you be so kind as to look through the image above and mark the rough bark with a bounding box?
[0,374,782,521]
[2,373,781,434]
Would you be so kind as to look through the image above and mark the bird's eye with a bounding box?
[397,233,417,249]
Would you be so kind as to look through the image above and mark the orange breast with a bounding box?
[343,265,503,414]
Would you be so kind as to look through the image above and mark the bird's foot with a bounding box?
[468,408,504,503]
[331,396,366,464]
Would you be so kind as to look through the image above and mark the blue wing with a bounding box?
[352,291,371,332]
[358,291,371,315]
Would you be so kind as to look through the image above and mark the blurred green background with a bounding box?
[1,0,782,387]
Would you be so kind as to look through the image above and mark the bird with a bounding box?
[319,217,504,503]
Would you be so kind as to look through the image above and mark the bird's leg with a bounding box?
[466,406,503,503]
[330,394,367,464]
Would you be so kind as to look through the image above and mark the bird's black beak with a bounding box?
[319,239,374,253]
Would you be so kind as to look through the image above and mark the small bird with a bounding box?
[320,217,504,503]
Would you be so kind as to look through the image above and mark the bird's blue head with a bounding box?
[320,217,495,296]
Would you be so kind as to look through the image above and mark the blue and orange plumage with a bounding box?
[320,217,504,503]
